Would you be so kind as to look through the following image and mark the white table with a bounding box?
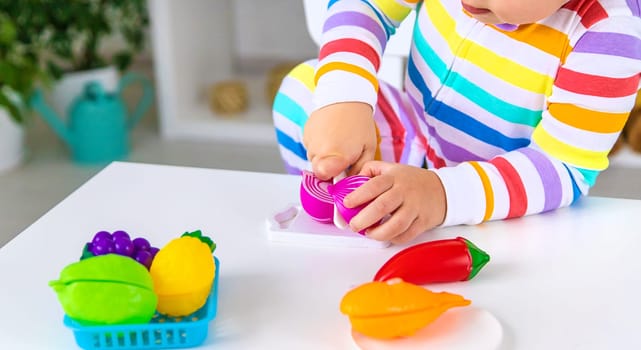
[1,162,640,349]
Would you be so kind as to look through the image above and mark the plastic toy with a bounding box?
[63,257,222,350]
[81,230,159,269]
[49,254,158,326]
[182,230,216,251]
[267,205,390,248]
[300,170,377,233]
[150,230,216,317]
[327,174,372,230]
[340,278,471,339]
[300,170,334,223]
[374,237,490,285]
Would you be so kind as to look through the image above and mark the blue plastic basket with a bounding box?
[63,257,220,350]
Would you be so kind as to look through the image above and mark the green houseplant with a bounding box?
[0,10,46,123]
[1,0,150,121]
[0,3,51,173]
[43,0,149,77]
[30,0,150,120]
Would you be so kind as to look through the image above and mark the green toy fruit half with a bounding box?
[49,254,157,326]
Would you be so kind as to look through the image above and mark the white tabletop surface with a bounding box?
[1,161,640,349]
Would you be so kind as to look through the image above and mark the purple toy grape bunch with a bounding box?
[83,230,159,269]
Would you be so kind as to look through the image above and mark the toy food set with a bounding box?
[50,230,219,350]
[341,237,501,349]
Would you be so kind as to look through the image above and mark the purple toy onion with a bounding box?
[300,170,335,223]
[327,175,372,233]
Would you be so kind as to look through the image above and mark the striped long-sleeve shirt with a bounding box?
[313,0,641,226]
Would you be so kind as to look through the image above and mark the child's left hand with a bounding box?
[344,161,447,244]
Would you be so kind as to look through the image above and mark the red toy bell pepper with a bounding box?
[374,237,490,285]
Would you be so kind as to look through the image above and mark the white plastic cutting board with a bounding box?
[266,205,390,248]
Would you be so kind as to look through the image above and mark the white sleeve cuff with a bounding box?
[313,70,378,112]
[430,164,486,227]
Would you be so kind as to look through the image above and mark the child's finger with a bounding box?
[349,185,401,231]
[357,160,387,177]
[344,174,393,208]
[365,209,416,242]
[312,153,349,180]
[390,219,426,245]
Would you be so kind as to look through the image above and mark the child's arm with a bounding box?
[345,15,641,243]
[433,16,641,226]
[306,0,420,180]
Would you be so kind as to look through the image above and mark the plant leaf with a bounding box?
[113,51,132,72]
[0,15,17,44]
[0,89,23,124]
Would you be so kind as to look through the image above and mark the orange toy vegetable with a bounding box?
[340,279,471,339]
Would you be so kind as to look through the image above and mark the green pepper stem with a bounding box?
[461,237,490,280]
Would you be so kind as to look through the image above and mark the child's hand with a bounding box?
[344,161,447,244]
[303,102,377,180]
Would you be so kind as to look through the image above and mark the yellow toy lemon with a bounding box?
[340,278,471,339]
[150,230,216,316]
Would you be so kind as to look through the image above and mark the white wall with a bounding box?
[231,0,318,62]
[104,0,318,67]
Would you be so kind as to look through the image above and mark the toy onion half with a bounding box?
[327,175,370,225]
[300,170,334,223]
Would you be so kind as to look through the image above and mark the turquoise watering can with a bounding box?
[30,73,154,164]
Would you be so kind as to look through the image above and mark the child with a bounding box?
[272,0,641,243]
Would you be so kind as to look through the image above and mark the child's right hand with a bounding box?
[303,102,378,180]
